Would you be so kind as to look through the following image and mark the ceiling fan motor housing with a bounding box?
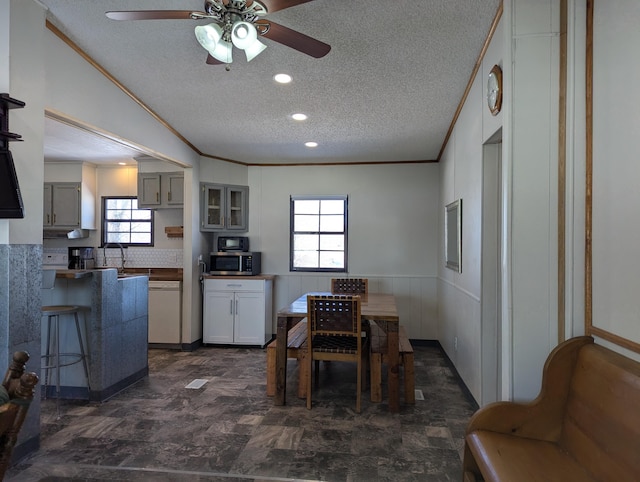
[204,0,267,23]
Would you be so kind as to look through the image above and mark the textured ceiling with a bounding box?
[39,0,501,165]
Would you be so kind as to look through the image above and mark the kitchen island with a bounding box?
[42,268,149,401]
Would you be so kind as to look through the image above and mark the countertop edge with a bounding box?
[202,274,275,281]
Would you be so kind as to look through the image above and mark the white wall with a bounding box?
[563,0,640,363]
[4,0,46,245]
[199,158,249,187]
[247,163,440,339]
[508,0,561,401]
[589,0,640,353]
[437,18,505,404]
[0,0,47,454]
[44,30,199,170]
[437,75,485,402]
[438,0,564,403]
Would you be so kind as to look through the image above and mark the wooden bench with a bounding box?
[463,336,640,482]
[369,323,415,404]
[266,319,308,399]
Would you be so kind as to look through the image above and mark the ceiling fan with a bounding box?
[106,0,331,66]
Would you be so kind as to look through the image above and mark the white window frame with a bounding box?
[101,196,154,247]
[290,195,348,272]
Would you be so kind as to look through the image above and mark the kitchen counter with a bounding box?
[54,268,183,281]
[108,267,183,281]
[54,269,94,279]
[41,268,148,401]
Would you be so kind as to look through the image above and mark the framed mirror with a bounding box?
[445,199,462,272]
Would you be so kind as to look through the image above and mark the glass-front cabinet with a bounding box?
[200,183,248,231]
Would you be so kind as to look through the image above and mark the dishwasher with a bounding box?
[148,280,182,346]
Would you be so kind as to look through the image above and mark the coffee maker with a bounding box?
[68,247,95,270]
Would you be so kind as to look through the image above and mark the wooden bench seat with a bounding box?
[266,319,308,399]
[463,336,640,482]
[369,323,415,404]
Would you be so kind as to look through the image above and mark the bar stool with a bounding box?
[41,270,91,415]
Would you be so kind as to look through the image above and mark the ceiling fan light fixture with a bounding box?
[195,23,232,62]
[231,21,266,62]
[213,40,233,63]
[195,23,222,51]
[242,39,266,62]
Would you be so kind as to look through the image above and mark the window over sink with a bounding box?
[102,196,154,247]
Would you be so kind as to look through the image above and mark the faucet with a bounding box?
[103,242,126,272]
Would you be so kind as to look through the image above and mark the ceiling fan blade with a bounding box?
[257,0,315,14]
[106,11,200,21]
[259,21,330,58]
[206,54,224,65]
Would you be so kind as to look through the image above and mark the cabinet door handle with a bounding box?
[46,214,50,224]
[168,191,172,202]
[53,213,56,223]
[156,192,159,203]
[229,299,233,315]
[235,299,238,314]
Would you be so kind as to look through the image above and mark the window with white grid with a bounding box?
[290,196,347,272]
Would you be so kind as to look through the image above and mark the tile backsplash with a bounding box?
[43,247,184,269]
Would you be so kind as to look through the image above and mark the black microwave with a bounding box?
[217,236,249,252]
[210,252,261,276]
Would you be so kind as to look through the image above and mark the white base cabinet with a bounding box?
[203,277,272,346]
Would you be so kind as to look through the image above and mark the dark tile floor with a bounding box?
[6,344,477,481]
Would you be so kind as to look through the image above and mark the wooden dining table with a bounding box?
[274,292,402,412]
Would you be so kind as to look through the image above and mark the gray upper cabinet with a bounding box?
[166,174,184,206]
[43,182,82,228]
[138,172,184,209]
[200,183,248,232]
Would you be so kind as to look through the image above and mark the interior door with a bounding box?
[481,141,502,405]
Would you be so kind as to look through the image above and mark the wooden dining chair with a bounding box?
[306,295,364,413]
[331,278,371,377]
[331,278,368,295]
[0,351,38,479]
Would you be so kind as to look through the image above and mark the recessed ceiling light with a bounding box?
[292,113,307,121]
[118,162,126,166]
[305,142,318,148]
[274,73,292,84]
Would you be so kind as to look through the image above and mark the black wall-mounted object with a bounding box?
[0,93,25,219]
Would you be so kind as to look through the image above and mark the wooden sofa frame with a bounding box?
[463,336,640,482]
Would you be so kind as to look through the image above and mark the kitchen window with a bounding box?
[290,196,347,272]
[102,196,154,246]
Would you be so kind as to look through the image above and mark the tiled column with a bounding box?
[0,244,43,458]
